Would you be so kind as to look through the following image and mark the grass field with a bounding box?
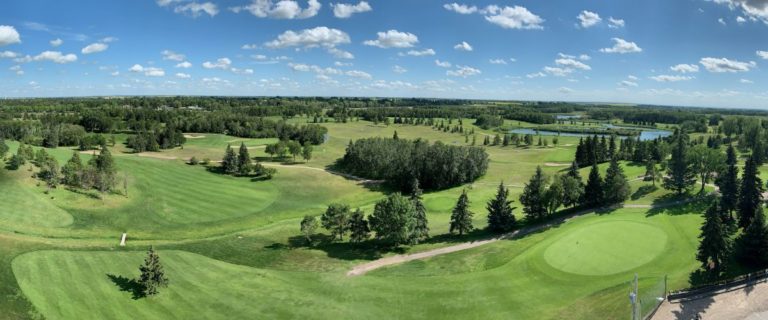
[0,118,718,319]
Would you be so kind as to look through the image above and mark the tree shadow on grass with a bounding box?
[106,274,145,300]
[631,185,658,201]
[646,193,714,217]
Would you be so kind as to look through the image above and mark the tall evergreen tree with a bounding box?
[237,142,252,175]
[487,181,516,233]
[94,145,117,192]
[450,189,474,235]
[520,166,549,220]
[737,206,768,267]
[410,180,429,242]
[221,144,238,174]
[567,161,582,181]
[583,164,604,207]
[737,154,764,229]
[717,144,740,223]
[62,152,84,187]
[348,209,370,243]
[138,246,169,296]
[603,158,630,205]
[697,201,731,273]
[664,131,696,195]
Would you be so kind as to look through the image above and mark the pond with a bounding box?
[509,127,672,141]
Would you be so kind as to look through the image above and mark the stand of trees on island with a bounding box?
[337,137,489,191]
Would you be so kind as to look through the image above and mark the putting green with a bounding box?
[543,220,668,276]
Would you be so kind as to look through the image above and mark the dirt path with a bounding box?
[346,196,707,277]
[652,280,768,320]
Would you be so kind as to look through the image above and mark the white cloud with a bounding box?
[173,2,219,17]
[346,70,372,79]
[670,64,699,73]
[555,58,591,70]
[331,1,372,18]
[110,71,120,76]
[242,44,258,50]
[628,75,638,80]
[737,16,747,23]
[543,66,573,77]
[81,43,108,54]
[400,49,435,56]
[579,54,591,60]
[558,87,574,94]
[232,0,320,19]
[711,0,768,24]
[447,65,481,77]
[619,80,638,87]
[443,3,477,14]
[435,60,452,68]
[608,17,625,28]
[577,10,601,28]
[176,61,192,68]
[21,51,78,64]
[0,51,17,58]
[741,78,754,84]
[364,30,418,48]
[50,38,63,47]
[231,67,254,75]
[130,64,165,77]
[718,18,727,25]
[392,65,407,73]
[288,63,342,75]
[202,57,232,69]
[0,26,21,46]
[454,41,473,51]
[489,58,507,65]
[162,50,186,61]
[482,5,544,30]
[328,47,354,59]
[650,75,694,82]
[265,27,351,52]
[599,38,642,54]
[757,50,768,59]
[700,57,756,72]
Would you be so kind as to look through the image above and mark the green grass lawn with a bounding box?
[0,118,715,319]
[12,207,700,320]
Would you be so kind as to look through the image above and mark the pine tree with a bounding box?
[237,142,251,175]
[138,246,169,296]
[94,145,117,192]
[737,154,764,229]
[62,152,84,187]
[664,131,695,195]
[737,206,768,267]
[393,131,399,140]
[487,182,516,233]
[567,161,582,181]
[520,166,549,221]
[349,208,370,243]
[221,144,238,174]
[717,144,740,224]
[584,164,604,207]
[410,180,429,242]
[603,158,630,205]
[450,189,474,235]
[697,201,731,273]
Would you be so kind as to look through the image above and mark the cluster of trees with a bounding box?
[478,133,553,148]
[264,140,313,162]
[574,135,617,167]
[662,130,726,195]
[125,126,186,152]
[301,180,524,247]
[474,115,504,129]
[520,160,630,220]
[302,180,430,246]
[220,143,276,179]
[697,145,768,275]
[6,144,119,193]
[338,137,488,191]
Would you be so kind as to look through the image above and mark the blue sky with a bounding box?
[2,0,768,108]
